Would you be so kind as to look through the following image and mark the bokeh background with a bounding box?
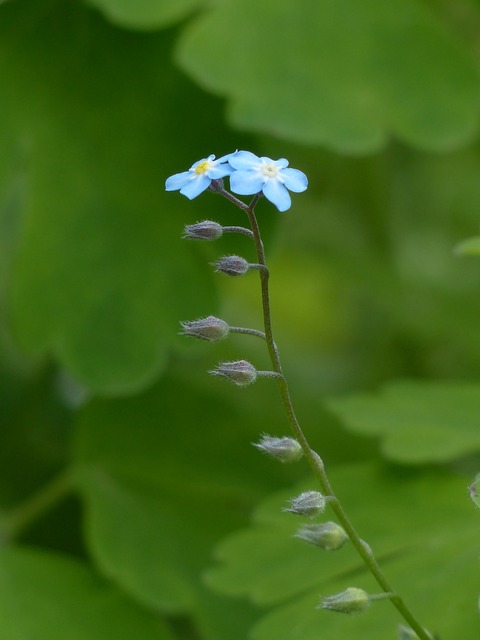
[1,1,480,639]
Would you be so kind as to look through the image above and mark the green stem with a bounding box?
[244,202,431,640]
[0,469,74,543]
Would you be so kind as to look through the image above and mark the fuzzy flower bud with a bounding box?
[398,625,434,640]
[319,587,370,614]
[180,316,230,342]
[295,522,348,551]
[284,490,326,518]
[468,472,480,508]
[253,435,303,463]
[212,255,250,276]
[210,360,257,386]
[183,220,224,240]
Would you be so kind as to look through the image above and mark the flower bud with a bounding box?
[183,220,224,240]
[210,360,257,386]
[208,178,225,193]
[295,522,348,550]
[468,472,480,508]
[253,435,303,463]
[284,490,326,518]
[212,255,250,276]
[398,625,434,640]
[319,587,370,614]
[180,316,230,342]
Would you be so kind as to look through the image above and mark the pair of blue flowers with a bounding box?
[165,150,308,212]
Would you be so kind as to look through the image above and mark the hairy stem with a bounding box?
[241,197,431,640]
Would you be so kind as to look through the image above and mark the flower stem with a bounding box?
[243,201,431,640]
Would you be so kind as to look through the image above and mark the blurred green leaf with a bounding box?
[176,0,480,152]
[206,464,479,639]
[324,380,480,463]
[85,0,201,30]
[0,0,251,394]
[74,368,305,615]
[0,546,174,640]
[0,366,72,509]
[454,236,480,256]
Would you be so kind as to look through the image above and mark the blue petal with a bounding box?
[165,171,192,191]
[180,175,211,199]
[229,150,261,170]
[230,170,264,195]
[217,151,237,164]
[259,156,288,169]
[281,168,308,193]
[208,163,235,179]
[263,180,291,212]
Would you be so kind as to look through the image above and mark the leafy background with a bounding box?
[1,1,480,639]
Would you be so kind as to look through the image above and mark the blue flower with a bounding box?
[165,153,234,200]
[228,151,308,212]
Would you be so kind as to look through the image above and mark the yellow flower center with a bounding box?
[261,163,279,179]
[195,160,211,175]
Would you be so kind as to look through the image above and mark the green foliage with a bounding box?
[0,1,480,639]
[85,0,202,30]
[73,369,305,630]
[324,380,480,463]
[0,546,174,640]
[176,0,480,152]
[1,0,244,394]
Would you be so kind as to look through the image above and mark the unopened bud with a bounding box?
[319,587,370,614]
[398,625,434,640]
[295,522,348,550]
[468,472,480,508]
[183,220,224,240]
[208,178,225,193]
[253,435,303,463]
[284,491,326,518]
[180,316,230,342]
[212,255,250,276]
[210,360,257,386]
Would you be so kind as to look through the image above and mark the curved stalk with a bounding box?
[230,192,431,640]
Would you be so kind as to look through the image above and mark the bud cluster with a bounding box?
[170,156,431,639]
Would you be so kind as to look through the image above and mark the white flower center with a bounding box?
[261,163,279,179]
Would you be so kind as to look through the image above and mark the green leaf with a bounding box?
[85,0,202,30]
[1,0,249,394]
[206,464,479,640]
[74,369,305,614]
[0,546,174,640]
[454,236,480,256]
[324,380,480,463]
[176,0,480,152]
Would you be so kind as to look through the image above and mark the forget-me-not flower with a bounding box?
[228,151,308,212]
[165,153,234,200]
